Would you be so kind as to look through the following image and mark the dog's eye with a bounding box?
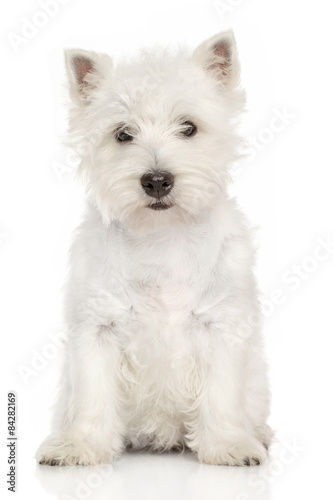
[180,121,197,138]
[114,128,133,143]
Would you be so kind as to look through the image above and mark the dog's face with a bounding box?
[65,31,245,233]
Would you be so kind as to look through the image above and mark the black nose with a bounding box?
[140,171,174,199]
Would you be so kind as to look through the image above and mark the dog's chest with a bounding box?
[118,262,205,417]
[130,269,196,328]
[80,219,225,339]
[115,230,217,329]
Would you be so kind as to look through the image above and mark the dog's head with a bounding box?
[65,31,245,233]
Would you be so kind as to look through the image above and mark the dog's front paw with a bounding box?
[198,438,267,466]
[36,432,111,466]
[255,423,274,450]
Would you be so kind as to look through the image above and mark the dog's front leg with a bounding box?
[186,334,268,466]
[36,325,125,466]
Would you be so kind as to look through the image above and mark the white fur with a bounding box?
[36,31,272,467]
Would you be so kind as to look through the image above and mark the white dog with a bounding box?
[36,30,272,467]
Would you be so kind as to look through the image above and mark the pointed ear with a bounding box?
[193,30,240,89]
[64,49,112,102]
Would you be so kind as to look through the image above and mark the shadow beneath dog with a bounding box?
[35,449,271,500]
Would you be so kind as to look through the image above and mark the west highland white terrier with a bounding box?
[36,30,272,467]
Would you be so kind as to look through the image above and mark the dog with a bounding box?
[36,30,272,467]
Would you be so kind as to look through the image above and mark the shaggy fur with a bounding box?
[36,30,272,467]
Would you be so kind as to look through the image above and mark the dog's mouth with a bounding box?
[148,201,173,211]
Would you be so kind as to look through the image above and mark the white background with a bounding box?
[1,0,333,498]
